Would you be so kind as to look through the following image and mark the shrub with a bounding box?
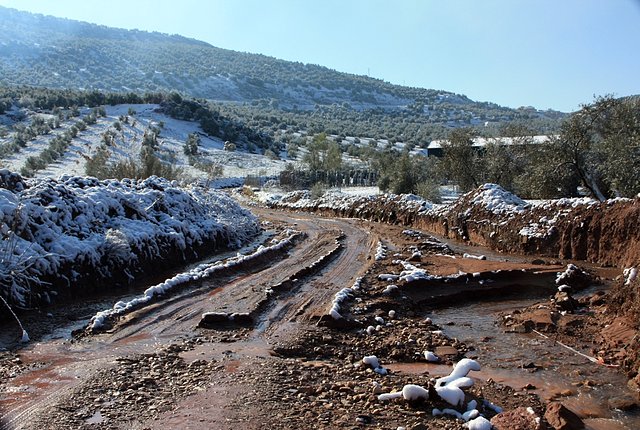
[310,182,326,199]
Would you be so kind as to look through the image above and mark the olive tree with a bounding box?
[555,95,640,200]
[440,128,483,192]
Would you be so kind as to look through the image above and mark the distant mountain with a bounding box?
[0,6,565,129]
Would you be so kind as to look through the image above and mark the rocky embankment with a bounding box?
[265,185,640,392]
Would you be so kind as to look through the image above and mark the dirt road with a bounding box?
[0,209,377,429]
[1,208,637,429]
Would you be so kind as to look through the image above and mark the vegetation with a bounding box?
[0,6,563,138]
[19,108,105,177]
[553,95,640,200]
[0,87,636,202]
[424,96,640,200]
[85,144,183,181]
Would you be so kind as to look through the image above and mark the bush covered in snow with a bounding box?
[468,183,528,214]
[0,171,259,308]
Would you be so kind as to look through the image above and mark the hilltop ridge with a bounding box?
[0,5,564,128]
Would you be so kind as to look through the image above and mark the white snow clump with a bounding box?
[424,351,439,362]
[375,242,387,261]
[383,284,399,295]
[470,183,527,215]
[362,355,388,375]
[555,263,581,285]
[330,280,358,320]
[624,267,638,286]
[434,358,481,407]
[463,253,486,260]
[464,416,492,430]
[401,384,429,401]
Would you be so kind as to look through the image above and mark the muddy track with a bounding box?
[3,207,635,429]
[0,209,377,430]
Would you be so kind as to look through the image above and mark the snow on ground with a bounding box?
[378,358,488,423]
[0,112,83,174]
[259,183,614,250]
[468,183,528,215]
[0,170,259,307]
[89,230,299,330]
[266,188,443,217]
[0,104,289,182]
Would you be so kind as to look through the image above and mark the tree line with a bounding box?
[296,95,639,201]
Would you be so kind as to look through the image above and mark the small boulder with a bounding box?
[491,406,547,430]
[555,264,593,291]
[544,403,584,430]
[553,292,579,312]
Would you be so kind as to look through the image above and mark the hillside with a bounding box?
[0,96,287,182]
[0,6,564,132]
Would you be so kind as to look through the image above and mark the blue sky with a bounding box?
[1,0,638,112]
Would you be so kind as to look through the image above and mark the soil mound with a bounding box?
[0,172,259,309]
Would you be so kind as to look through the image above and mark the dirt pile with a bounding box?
[271,185,640,268]
[0,172,259,310]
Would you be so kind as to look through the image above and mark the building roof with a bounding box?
[427,135,553,150]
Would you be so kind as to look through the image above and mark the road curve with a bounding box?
[0,208,377,430]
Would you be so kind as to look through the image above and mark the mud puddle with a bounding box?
[1,230,275,347]
[420,299,640,429]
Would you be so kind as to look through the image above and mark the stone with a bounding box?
[553,292,579,312]
[355,414,373,424]
[491,406,547,430]
[198,312,230,326]
[607,395,639,411]
[229,312,253,326]
[434,345,458,357]
[544,403,584,430]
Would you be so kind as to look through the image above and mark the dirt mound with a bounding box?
[272,185,640,269]
[0,172,259,310]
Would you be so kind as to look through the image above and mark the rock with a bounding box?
[607,395,638,411]
[588,292,606,306]
[199,312,230,326]
[553,292,579,312]
[491,406,547,430]
[317,314,363,329]
[558,316,583,329]
[520,309,557,332]
[521,362,539,369]
[229,312,253,326]
[434,346,458,357]
[544,403,584,430]
[355,414,372,424]
[410,424,428,430]
[555,265,594,291]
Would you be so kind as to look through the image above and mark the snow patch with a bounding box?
[362,355,388,375]
[375,241,387,261]
[329,276,362,320]
[0,174,259,307]
[88,232,298,330]
[465,416,492,430]
[624,267,638,286]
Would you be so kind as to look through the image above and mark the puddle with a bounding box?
[85,410,105,424]
[427,299,640,428]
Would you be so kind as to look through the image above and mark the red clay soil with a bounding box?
[272,188,640,389]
